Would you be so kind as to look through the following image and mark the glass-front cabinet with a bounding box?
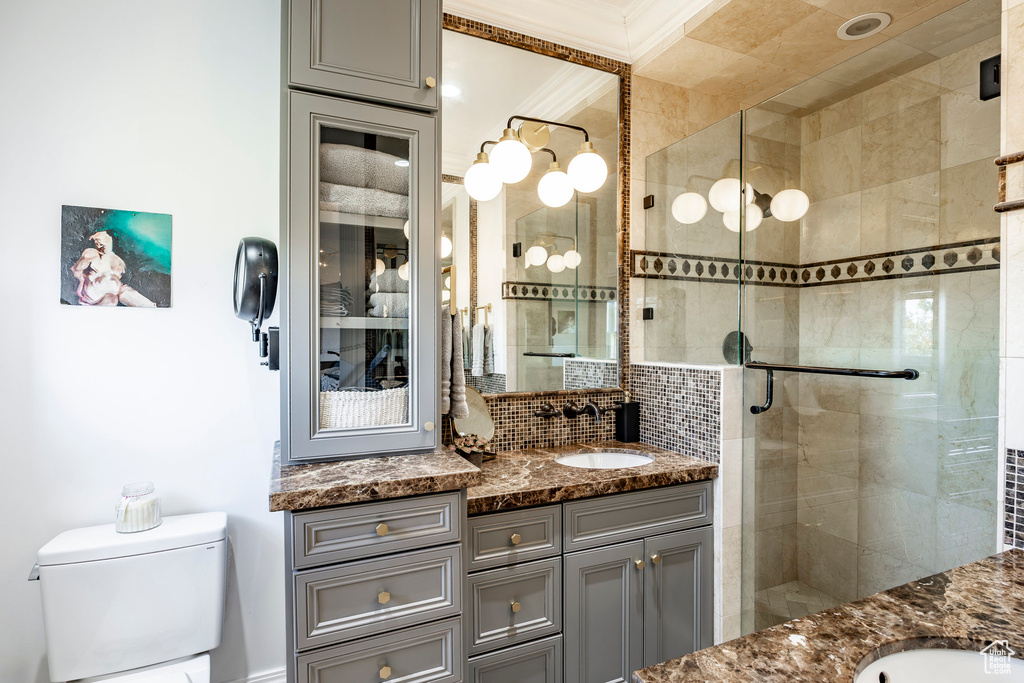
[282,91,438,463]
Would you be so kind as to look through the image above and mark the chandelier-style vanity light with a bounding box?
[464,115,609,208]
[671,177,809,232]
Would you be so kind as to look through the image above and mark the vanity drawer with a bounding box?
[297,618,462,683]
[466,557,561,655]
[291,492,460,569]
[563,482,712,552]
[467,635,562,683]
[295,544,461,650]
[467,505,561,570]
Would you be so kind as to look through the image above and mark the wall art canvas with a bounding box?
[60,205,172,308]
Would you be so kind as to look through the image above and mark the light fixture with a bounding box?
[375,258,386,275]
[440,83,462,98]
[441,235,453,258]
[526,245,548,266]
[709,178,754,213]
[394,159,410,167]
[464,152,502,201]
[490,128,532,184]
[547,254,566,273]
[444,275,451,289]
[398,261,410,280]
[770,189,810,222]
[838,12,890,40]
[563,249,581,269]
[722,210,762,232]
[671,192,708,224]
[567,141,608,193]
[403,220,410,239]
[537,161,574,208]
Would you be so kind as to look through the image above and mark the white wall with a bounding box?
[0,2,285,681]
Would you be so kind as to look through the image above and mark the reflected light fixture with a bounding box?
[526,245,548,266]
[403,220,410,239]
[537,162,574,208]
[563,249,581,269]
[547,254,566,273]
[709,178,754,213]
[398,261,410,281]
[770,189,810,222]
[375,258,386,275]
[671,192,708,224]
[394,159,410,167]
[441,235,453,259]
[567,141,608,193]
[464,152,502,202]
[722,210,762,233]
[490,128,533,183]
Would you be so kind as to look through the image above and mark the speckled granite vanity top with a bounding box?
[633,548,1024,683]
[466,441,718,515]
[269,443,481,511]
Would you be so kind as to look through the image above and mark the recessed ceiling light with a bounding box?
[394,159,410,167]
[441,83,462,98]
[838,12,890,40]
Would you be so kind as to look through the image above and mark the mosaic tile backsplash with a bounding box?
[1007,449,1024,549]
[564,358,619,390]
[629,363,721,463]
[482,389,622,452]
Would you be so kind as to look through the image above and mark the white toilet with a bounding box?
[34,512,228,682]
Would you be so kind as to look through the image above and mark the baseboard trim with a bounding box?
[222,668,287,683]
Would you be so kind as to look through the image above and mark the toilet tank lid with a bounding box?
[37,512,227,566]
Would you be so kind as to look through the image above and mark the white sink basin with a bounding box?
[856,647,1024,682]
[555,452,653,469]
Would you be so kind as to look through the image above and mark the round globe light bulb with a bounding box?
[444,276,450,289]
[671,192,708,224]
[403,220,410,239]
[708,178,754,213]
[464,153,502,201]
[489,128,532,184]
[723,210,763,232]
[547,254,566,273]
[744,209,762,231]
[397,261,410,281]
[770,189,810,222]
[526,245,548,267]
[723,211,741,233]
[375,258,386,275]
[563,249,581,269]
[537,162,574,208]
[566,141,608,193]
[441,235,453,258]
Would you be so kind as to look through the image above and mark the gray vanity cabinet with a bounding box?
[281,91,438,464]
[286,0,440,111]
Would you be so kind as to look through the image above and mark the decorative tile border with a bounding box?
[502,281,618,302]
[1007,449,1024,549]
[443,13,632,387]
[564,358,618,390]
[482,389,623,452]
[629,363,721,463]
[632,237,1001,288]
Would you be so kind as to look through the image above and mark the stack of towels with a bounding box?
[368,268,409,318]
[319,282,353,317]
[319,144,409,219]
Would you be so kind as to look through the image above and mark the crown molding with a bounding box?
[443,0,713,63]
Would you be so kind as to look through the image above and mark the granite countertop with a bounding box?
[269,443,482,512]
[466,441,718,515]
[633,548,1024,683]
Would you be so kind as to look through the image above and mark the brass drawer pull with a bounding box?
[650,554,661,565]
[378,591,391,605]
[380,664,392,680]
[376,523,389,536]
[634,559,645,570]
[510,600,522,613]
[425,76,437,88]
[510,533,522,545]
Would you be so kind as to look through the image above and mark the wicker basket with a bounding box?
[320,387,409,429]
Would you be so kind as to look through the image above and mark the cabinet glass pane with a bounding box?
[316,124,413,431]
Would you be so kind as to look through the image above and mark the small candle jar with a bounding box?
[115,482,162,533]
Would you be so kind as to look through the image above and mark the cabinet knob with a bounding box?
[650,554,661,565]
[378,591,391,605]
[424,421,435,432]
[425,76,437,88]
[376,523,389,536]
[380,665,392,680]
[634,559,645,570]
[510,600,522,613]
[510,533,522,546]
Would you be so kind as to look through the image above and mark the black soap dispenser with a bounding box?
[615,390,640,443]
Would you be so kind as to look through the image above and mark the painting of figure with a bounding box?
[60,205,171,307]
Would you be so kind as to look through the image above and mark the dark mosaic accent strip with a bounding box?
[632,238,1001,288]
[564,358,618,390]
[503,281,618,302]
[1007,449,1024,549]
[628,363,721,464]
[443,13,632,389]
[482,389,624,452]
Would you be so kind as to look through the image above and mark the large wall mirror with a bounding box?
[441,28,622,394]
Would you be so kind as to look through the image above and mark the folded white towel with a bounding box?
[484,324,494,375]
[367,292,409,318]
[471,322,485,377]
[319,184,408,219]
[370,268,409,293]
[319,143,410,195]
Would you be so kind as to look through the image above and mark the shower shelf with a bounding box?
[744,361,919,415]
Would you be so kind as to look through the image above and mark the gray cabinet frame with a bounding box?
[280,91,439,463]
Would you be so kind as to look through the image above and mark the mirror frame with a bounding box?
[442,14,632,394]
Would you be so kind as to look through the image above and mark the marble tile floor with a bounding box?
[754,580,842,629]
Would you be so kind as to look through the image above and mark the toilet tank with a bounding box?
[36,512,227,682]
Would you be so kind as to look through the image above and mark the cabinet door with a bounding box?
[642,527,713,667]
[563,541,644,683]
[288,0,440,111]
[283,91,438,463]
